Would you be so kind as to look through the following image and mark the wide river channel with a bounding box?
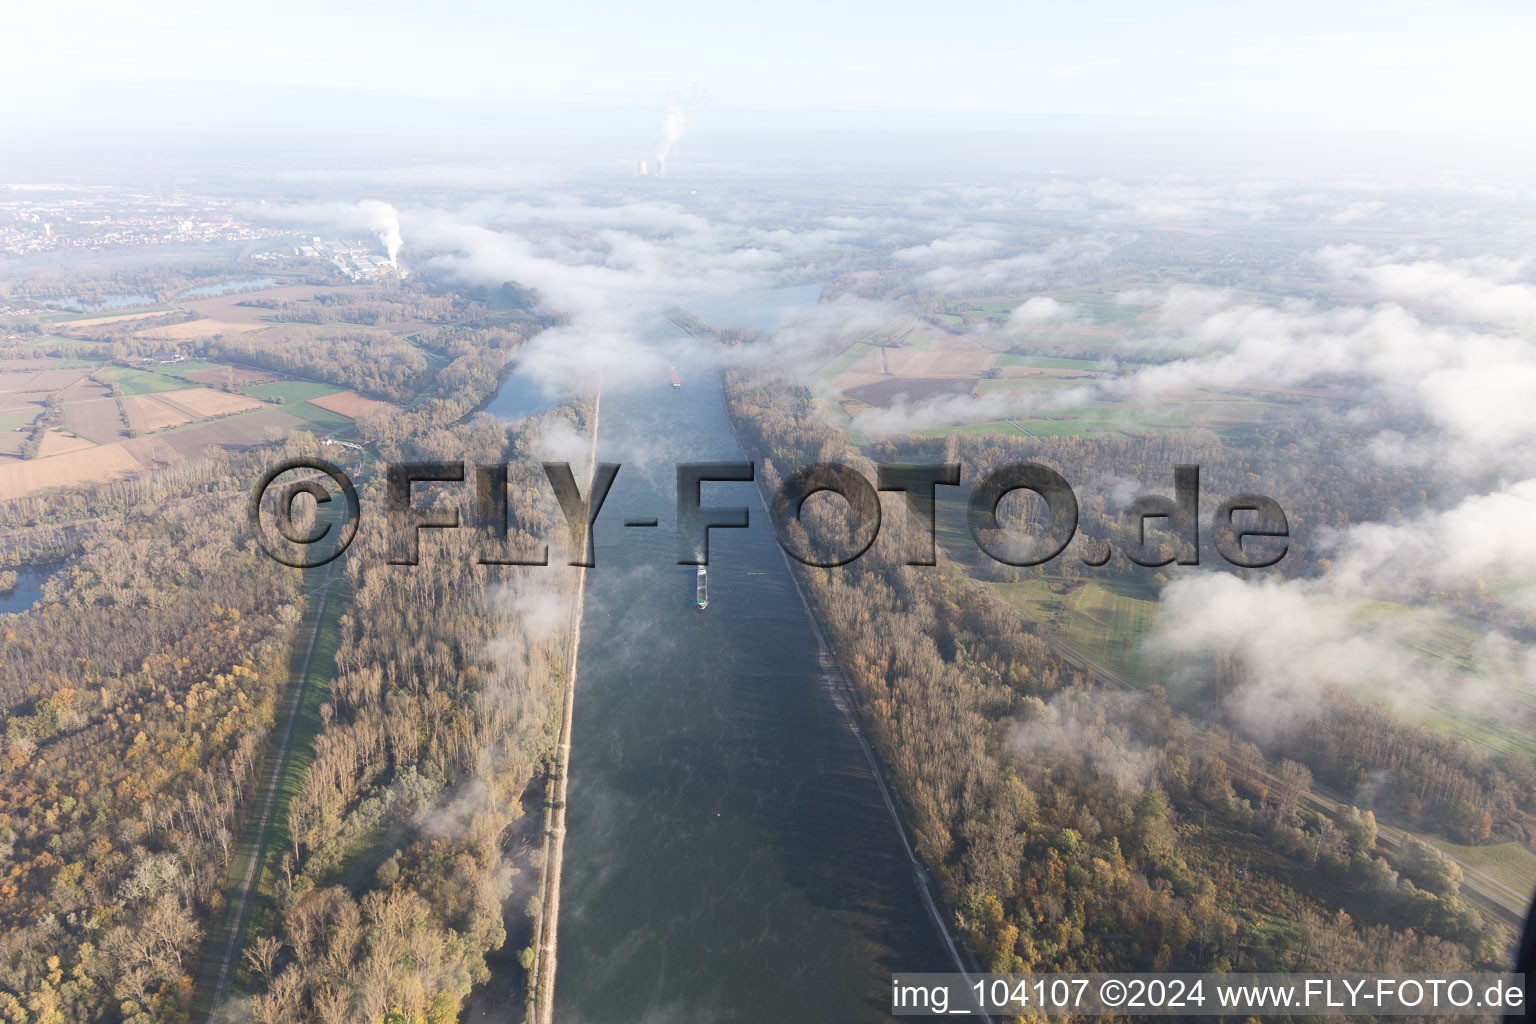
[476,296,955,1022]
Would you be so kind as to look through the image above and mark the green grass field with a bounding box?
[1039,405,1193,431]
[291,403,355,430]
[242,380,344,404]
[970,299,1021,316]
[993,577,1162,681]
[1422,837,1536,897]
[165,360,230,376]
[1317,597,1536,759]
[25,335,109,354]
[931,495,975,564]
[238,381,355,432]
[995,353,1116,370]
[95,366,193,395]
[913,408,1186,440]
[912,417,1061,439]
[914,419,1035,438]
[0,408,41,432]
[193,566,349,1017]
[810,340,877,388]
[1045,289,1157,324]
[266,570,349,875]
[40,304,174,323]
[971,377,1087,395]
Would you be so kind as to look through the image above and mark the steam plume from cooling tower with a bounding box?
[655,101,686,178]
[642,89,706,178]
[358,200,403,268]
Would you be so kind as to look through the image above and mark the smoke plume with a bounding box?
[656,102,686,178]
[359,199,403,268]
[638,90,705,177]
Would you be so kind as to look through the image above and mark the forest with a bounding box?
[194,285,547,407]
[0,276,576,1024]
[0,490,301,1023]
[875,421,1536,845]
[242,406,578,1024]
[725,372,1509,989]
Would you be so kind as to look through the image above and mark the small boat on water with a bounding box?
[696,566,708,610]
[670,366,681,388]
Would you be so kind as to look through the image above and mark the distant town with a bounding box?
[0,185,401,283]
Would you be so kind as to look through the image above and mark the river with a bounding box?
[471,295,953,1023]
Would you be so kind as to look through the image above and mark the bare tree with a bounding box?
[243,934,282,986]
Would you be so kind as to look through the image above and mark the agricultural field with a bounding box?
[151,406,301,459]
[160,360,230,374]
[819,294,1172,437]
[61,380,131,444]
[16,366,93,392]
[989,573,1536,764]
[994,353,1119,371]
[122,393,198,432]
[812,339,878,388]
[972,376,1088,395]
[127,285,327,341]
[180,365,277,388]
[992,577,1163,681]
[25,335,109,354]
[34,429,95,458]
[1423,837,1536,898]
[815,284,1324,442]
[1319,597,1536,760]
[910,403,1194,440]
[306,389,395,421]
[242,380,382,430]
[914,418,1036,438]
[0,342,369,493]
[96,366,193,395]
[0,441,144,495]
[35,304,175,325]
[0,407,40,433]
[841,376,976,408]
[157,386,263,419]
[243,380,345,405]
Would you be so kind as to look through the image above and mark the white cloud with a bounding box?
[1008,295,1073,325]
[1320,246,1536,332]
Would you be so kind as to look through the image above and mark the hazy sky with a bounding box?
[6,0,1534,180]
[10,0,1534,128]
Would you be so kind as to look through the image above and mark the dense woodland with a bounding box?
[877,423,1536,845]
[243,407,576,1024]
[725,372,1507,986]
[0,492,301,1023]
[876,413,1461,584]
[0,277,574,1024]
[197,327,430,404]
[191,286,547,407]
[235,291,458,327]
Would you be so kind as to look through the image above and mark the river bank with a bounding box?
[467,298,953,1023]
[545,345,951,1023]
[720,374,991,1010]
[530,386,601,1023]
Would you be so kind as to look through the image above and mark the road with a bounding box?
[1049,636,1531,930]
